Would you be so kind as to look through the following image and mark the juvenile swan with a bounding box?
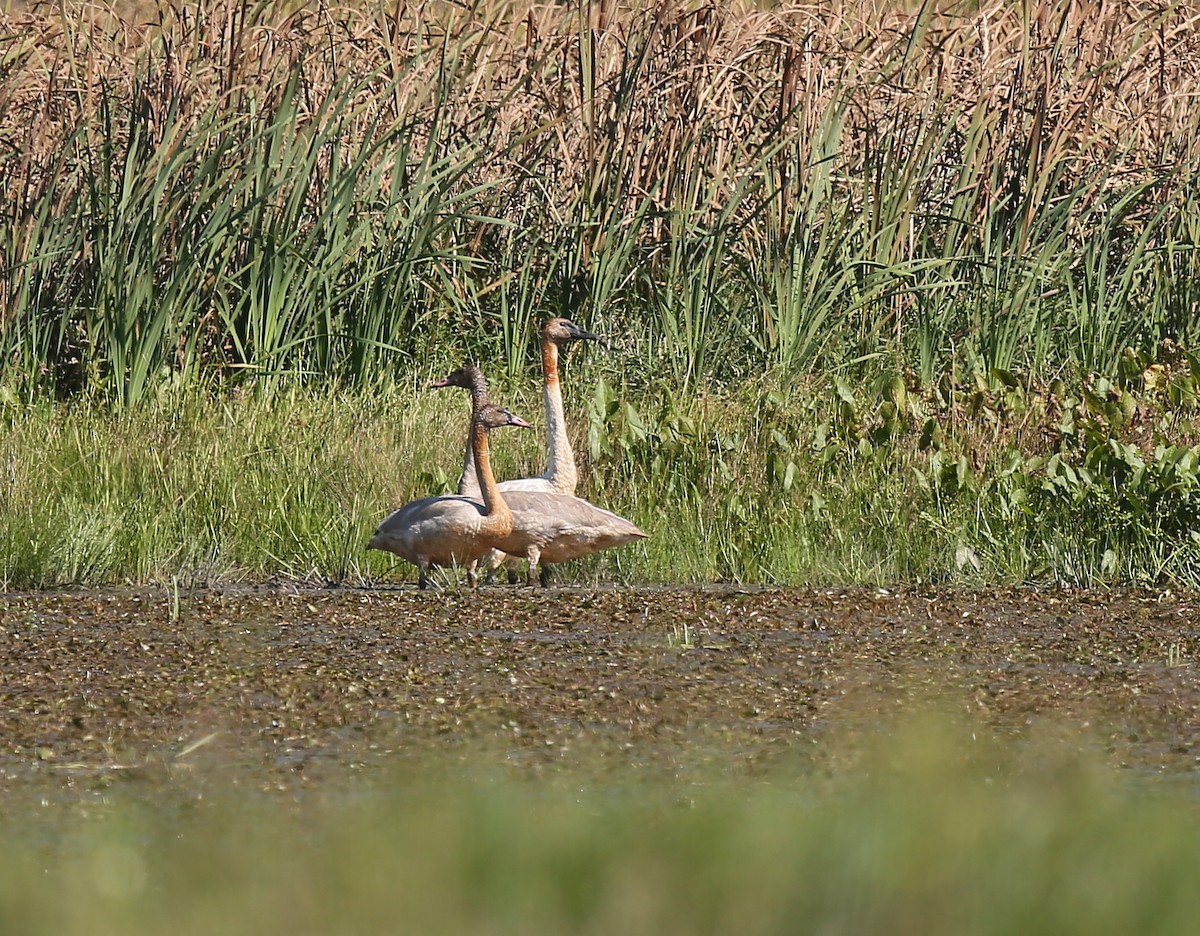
[368,365,531,589]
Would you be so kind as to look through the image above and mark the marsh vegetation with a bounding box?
[5,3,1200,931]
[4,0,1200,586]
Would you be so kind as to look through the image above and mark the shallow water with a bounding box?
[2,584,1198,806]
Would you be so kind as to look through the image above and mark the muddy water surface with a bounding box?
[3,585,1200,802]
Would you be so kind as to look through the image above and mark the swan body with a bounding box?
[367,494,499,589]
[369,366,530,588]
[492,491,647,585]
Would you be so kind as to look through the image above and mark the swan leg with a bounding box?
[418,561,431,590]
[480,548,507,584]
[493,551,521,585]
[525,546,542,588]
[539,563,551,588]
[467,560,479,589]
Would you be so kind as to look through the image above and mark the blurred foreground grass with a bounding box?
[3,715,1198,936]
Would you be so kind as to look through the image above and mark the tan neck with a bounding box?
[472,418,513,538]
[456,380,489,499]
[541,336,559,384]
[540,337,578,493]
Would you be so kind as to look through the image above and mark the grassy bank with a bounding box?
[3,716,1199,936]
[4,349,1200,588]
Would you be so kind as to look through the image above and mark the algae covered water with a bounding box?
[4,584,1198,793]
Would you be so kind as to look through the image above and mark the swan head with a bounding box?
[543,318,600,346]
[475,404,533,430]
[429,363,486,392]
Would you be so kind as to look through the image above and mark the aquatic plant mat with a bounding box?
[3,586,1200,935]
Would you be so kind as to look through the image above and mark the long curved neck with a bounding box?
[541,337,578,494]
[457,378,488,499]
[472,417,513,539]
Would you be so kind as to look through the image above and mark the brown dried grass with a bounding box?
[2,0,1199,392]
[3,0,1197,224]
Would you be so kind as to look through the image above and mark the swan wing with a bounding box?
[368,495,489,566]
[496,491,645,561]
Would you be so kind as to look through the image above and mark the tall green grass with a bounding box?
[3,0,1200,403]
[7,354,1200,588]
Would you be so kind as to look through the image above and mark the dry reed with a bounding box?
[2,0,1198,393]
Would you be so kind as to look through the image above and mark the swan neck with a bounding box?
[541,336,560,384]
[541,337,577,493]
[457,377,489,499]
[542,377,577,493]
[457,437,480,498]
[472,417,512,537]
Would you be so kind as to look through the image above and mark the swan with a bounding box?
[488,491,647,586]
[368,365,531,589]
[432,366,647,587]
[457,317,598,499]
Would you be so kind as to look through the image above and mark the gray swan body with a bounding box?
[368,494,496,582]
[368,366,529,588]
